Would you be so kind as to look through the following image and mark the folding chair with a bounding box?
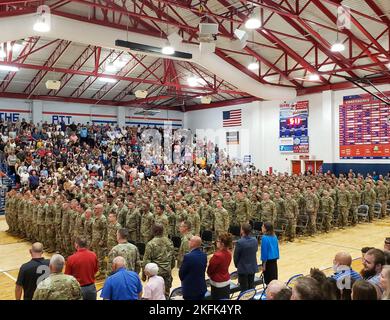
[252,221,263,241]
[374,203,382,219]
[387,200,390,216]
[169,287,183,300]
[286,274,304,288]
[296,215,309,235]
[201,230,214,254]
[254,266,266,291]
[237,288,257,300]
[229,271,240,299]
[229,225,241,246]
[357,205,369,222]
[332,209,340,227]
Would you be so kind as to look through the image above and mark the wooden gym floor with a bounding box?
[0,215,389,300]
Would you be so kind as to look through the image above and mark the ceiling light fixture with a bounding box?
[245,17,261,29]
[105,61,117,73]
[113,58,127,69]
[162,44,175,55]
[0,65,19,72]
[98,77,117,83]
[247,61,259,71]
[245,4,261,29]
[308,73,320,81]
[33,5,51,33]
[331,41,345,52]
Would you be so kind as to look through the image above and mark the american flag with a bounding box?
[223,109,242,127]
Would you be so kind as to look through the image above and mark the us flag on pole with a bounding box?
[223,109,242,127]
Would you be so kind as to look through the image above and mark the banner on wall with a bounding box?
[279,100,309,153]
[226,131,239,145]
[0,109,31,122]
[339,91,390,159]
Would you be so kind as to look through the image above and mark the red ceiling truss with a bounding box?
[0,0,388,111]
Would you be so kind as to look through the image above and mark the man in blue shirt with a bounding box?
[101,256,142,300]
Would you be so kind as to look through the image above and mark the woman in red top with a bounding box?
[207,233,233,300]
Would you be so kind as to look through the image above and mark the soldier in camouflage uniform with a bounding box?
[37,197,46,245]
[361,182,377,222]
[125,201,141,242]
[53,197,63,252]
[337,183,352,228]
[284,191,298,241]
[349,185,360,226]
[91,204,108,279]
[154,204,169,237]
[107,228,141,274]
[61,202,71,257]
[223,192,236,226]
[17,195,26,238]
[213,199,229,237]
[320,190,335,232]
[44,197,56,252]
[174,202,188,235]
[73,206,86,249]
[293,187,306,216]
[305,187,320,235]
[116,199,128,228]
[140,203,155,243]
[375,180,388,219]
[83,209,93,248]
[186,205,200,236]
[235,191,250,226]
[23,194,33,241]
[199,198,214,234]
[68,200,78,248]
[177,221,193,269]
[259,192,277,225]
[107,212,121,252]
[33,254,82,300]
[143,224,175,298]
[273,191,285,220]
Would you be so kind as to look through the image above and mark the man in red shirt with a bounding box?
[65,237,98,300]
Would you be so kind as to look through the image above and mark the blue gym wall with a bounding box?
[322,163,390,176]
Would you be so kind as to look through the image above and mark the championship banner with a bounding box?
[339,92,390,159]
[279,100,309,153]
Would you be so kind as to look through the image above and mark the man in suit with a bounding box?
[179,235,207,300]
[233,223,258,292]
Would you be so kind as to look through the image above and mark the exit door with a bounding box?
[291,161,301,175]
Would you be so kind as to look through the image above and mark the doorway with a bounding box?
[291,161,301,175]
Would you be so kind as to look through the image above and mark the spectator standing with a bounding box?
[207,233,232,300]
[33,254,82,300]
[179,236,207,300]
[101,256,142,300]
[64,237,98,300]
[233,223,258,292]
[15,243,50,300]
[351,280,378,300]
[143,263,165,300]
[380,265,390,300]
[261,222,280,285]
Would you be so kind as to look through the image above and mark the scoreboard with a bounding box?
[279,100,309,153]
[339,92,390,159]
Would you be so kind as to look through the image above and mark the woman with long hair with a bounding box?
[207,232,233,300]
[261,222,280,285]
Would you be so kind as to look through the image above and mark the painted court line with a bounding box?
[0,269,17,282]
[304,239,362,251]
